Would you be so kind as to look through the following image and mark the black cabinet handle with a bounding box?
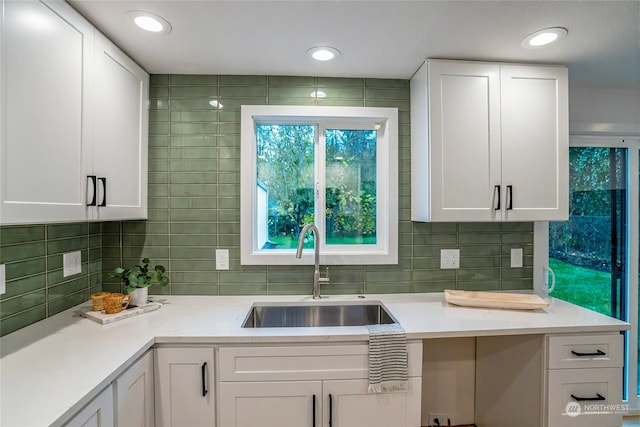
[506,185,513,210]
[328,394,333,427]
[98,177,107,207]
[494,185,501,210]
[571,393,605,402]
[571,349,606,357]
[201,362,208,397]
[312,394,316,427]
[87,176,97,206]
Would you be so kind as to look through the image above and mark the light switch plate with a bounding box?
[0,264,6,295]
[510,248,523,268]
[63,251,82,277]
[440,249,460,269]
[216,249,229,270]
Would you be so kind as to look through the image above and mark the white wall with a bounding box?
[569,87,640,135]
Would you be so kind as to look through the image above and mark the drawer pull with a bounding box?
[571,349,606,357]
[201,362,208,397]
[571,393,605,402]
[328,394,333,427]
[312,394,316,427]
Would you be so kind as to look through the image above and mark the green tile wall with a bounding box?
[102,75,534,296]
[0,223,101,336]
[0,75,534,336]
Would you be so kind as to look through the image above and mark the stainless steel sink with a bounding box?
[242,301,397,328]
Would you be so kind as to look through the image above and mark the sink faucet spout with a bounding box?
[296,224,329,299]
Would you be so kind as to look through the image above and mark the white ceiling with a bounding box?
[69,0,640,89]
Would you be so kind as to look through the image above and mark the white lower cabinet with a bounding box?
[323,378,422,427]
[219,381,322,427]
[155,347,216,427]
[114,350,154,427]
[218,342,423,427]
[64,384,114,427]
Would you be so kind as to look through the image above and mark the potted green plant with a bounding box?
[110,258,169,306]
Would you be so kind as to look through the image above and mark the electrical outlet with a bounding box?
[216,249,229,270]
[440,249,460,269]
[510,247,523,268]
[63,251,82,277]
[0,264,5,295]
[428,413,451,426]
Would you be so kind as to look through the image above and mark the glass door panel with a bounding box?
[549,147,628,319]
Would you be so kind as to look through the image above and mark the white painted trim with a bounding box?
[533,222,549,296]
[240,105,398,265]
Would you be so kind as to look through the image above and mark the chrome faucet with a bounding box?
[296,224,330,299]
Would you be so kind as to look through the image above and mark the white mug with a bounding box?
[543,265,556,295]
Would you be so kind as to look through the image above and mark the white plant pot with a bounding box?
[129,287,148,307]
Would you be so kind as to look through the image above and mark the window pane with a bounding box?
[325,129,377,245]
[256,124,315,250]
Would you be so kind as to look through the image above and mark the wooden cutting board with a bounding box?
[444,289,549,310]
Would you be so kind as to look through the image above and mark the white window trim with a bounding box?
[240,105,398,265]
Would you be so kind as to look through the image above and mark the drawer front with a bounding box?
[547,367,623,427]
[548,334,623,369]
[219,342,422,382]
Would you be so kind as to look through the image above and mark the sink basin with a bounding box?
[242,301,397,328]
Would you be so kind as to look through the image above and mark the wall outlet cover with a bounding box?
[440,249,460,269]
[63,251,82,277]
[428,413,451,426]
[0,264,5,296]
[510,248,523,268]
[216,249,229,270]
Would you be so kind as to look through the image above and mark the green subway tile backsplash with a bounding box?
[103,75,534,297]
[0,223,100,336]
[0,74,535,336]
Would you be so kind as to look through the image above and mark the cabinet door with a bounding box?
[500,65,569,221]
[65,384,114,427]
[114,350,154,427]
[219,381,322,427]
[427,60,502,222]
[1,0,93,224]
[155,347,215,427]
[323,378,421,427]
[92,32,148,221]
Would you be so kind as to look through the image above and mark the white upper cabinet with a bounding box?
[1,0,93,224]
[0,0,148,225]
[411,59,568,222]
[92,33,148,221]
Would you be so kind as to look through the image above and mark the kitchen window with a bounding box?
[240,105,398,265]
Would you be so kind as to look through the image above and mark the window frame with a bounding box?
[240,105,398,265]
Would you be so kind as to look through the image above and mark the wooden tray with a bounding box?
[444,289,549,310]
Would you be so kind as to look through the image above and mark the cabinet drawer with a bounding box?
[219,342,421,382]
[548,334,623,369]
[547,368,623,427]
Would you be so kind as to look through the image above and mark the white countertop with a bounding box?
[0,292,629,427]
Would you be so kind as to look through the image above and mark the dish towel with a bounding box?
[367,323,408,393]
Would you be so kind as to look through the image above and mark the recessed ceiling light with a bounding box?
[209,99,223,109]
[521,27,568,48]
[306,46,341,61]
[126,11,172,34]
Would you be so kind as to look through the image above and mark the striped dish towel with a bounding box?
[367,323,408,393]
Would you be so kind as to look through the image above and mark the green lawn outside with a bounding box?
[549,257,612,317]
